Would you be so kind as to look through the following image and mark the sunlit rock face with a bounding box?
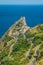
[0,17,43,65]
[8,17,30,39]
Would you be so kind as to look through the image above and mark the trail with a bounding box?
[25,41,33,58]
[28,45,41,65]
[8,43,15,57]
[28,58,36,65]
[34,45,40,56]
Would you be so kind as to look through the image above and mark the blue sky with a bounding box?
[0,0,43,5]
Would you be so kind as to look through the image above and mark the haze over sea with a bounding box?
[0,5,43,38]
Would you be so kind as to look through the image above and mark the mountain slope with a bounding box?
[0,17,43,65]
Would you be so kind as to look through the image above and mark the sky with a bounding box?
[0,0,43,5]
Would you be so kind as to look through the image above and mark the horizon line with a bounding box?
[0,4,43,5]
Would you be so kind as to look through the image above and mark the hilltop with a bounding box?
[0,17,43,65]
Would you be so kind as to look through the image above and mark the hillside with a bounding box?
[0,17,43,65]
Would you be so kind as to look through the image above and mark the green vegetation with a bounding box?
[0,17,43,65]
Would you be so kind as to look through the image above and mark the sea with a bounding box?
[0,5,43,38]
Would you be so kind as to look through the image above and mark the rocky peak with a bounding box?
[15,17,27,26]
[8,17,30,37]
